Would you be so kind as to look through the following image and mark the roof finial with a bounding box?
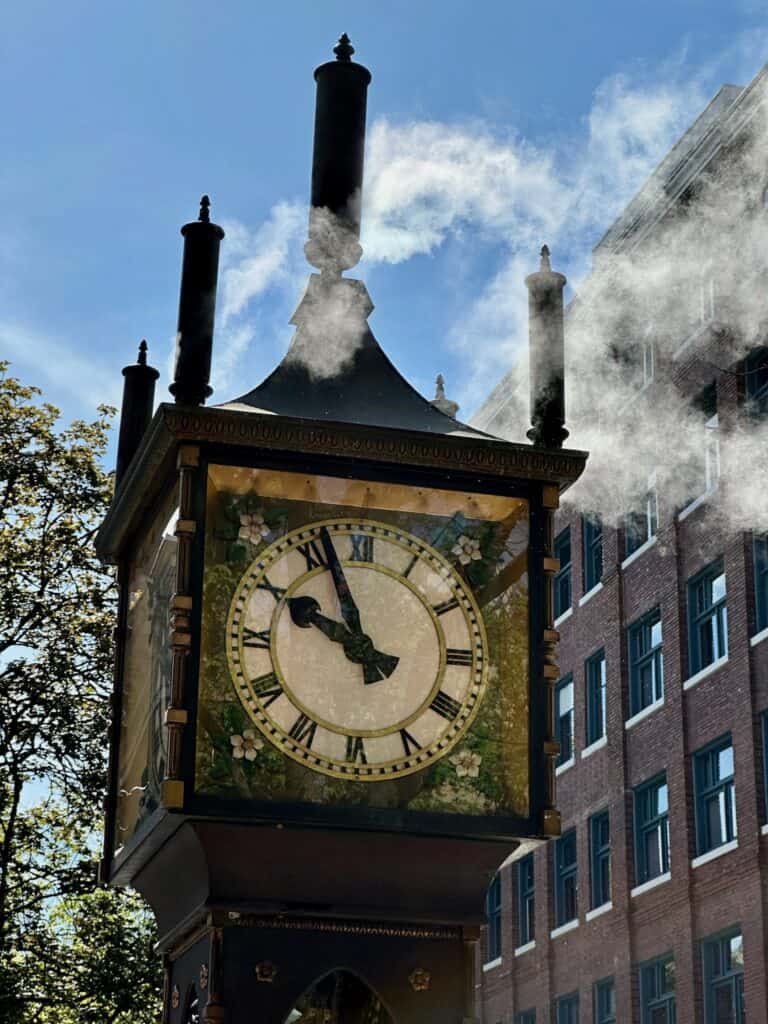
[434,374,446,400]
[334,33,354,61]
[540,244,551,271]
[199,195,211,223]
[137,339,148,366]
[430,373,459,418]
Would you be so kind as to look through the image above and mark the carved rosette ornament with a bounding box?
[254,961,278,983]
[199,963,209,989]
[171,985,180,1009]
[408,968,431,992]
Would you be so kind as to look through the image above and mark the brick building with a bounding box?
[472,65,768,1023]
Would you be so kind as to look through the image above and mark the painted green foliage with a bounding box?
[195,487,529,818]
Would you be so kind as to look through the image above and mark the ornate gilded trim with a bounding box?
[225,913,461,941]
[540,502,561,835]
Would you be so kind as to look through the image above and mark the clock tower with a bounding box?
[97,36,586,1024]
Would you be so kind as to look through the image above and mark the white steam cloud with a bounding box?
[213,43,768,530]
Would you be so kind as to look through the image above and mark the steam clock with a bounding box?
[97,36,586,1024]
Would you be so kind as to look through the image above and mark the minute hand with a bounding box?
[319,527,362,634]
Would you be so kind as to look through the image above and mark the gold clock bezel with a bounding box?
[226,518,489,781]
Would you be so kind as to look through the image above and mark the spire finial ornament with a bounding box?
[334,33,354,61]
[199,195,211,223]
[430,373,459,419]
[540,244,551,271]
[137,339,148,365]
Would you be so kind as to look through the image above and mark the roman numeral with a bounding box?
[242,626,271,650]
[399,728,422,756]
[288,712,317,748]
[446,648,473,666]
[349,534,374,561]
[345,735,367,764]
[430,690,463,720]
[257,577,286,601]
[250,672,283,708]
[433,597,459,616]
[297,538,329,572]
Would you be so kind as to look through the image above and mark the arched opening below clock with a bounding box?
[283,970,395,1024]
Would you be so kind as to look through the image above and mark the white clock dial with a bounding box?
[226,518,488,780]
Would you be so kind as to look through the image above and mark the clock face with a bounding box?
[226,518,488,780]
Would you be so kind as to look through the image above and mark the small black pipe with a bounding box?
[305,34,371,272]
[115,340,160,488]
[169,196,225,405]
[526,246,569,448]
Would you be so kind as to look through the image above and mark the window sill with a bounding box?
[514,941,536,958]
[581,736,607,759]
[481,956,502,973]
[761,823,768,836]
[621,535,658,570]
[625,698,664,731]
[691,838,738,869]
[631,871,671,898]
[585,901,612,922]
[750,626,768,648]
[550,919,579,940]
[678,487,717,523]
[553,607,573,629]
[555,757,575,777]
[579,581,604,607]
[683,655,728,691]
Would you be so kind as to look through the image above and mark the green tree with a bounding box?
[0,364,161,1022]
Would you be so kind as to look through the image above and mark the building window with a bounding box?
[517,1011,535,1024]
[745,345,768,416]
[583,515,603,593]
[688,560,728,676]
[754,533,768,634]
[555,993,579,1024]
[594,978,616,1024]
[556,676,574,766]
[628,608,663,715]
[695,276,716,325]
[554,528,572,619]
[625,478,658,556]
[516,854,535,946]
[693,736,736,856]
[634,774,669,885]
[553,829,577,927]
[702,930,745,1023]
[485,874,502,962]
[586,650,607,746]
[763,712,768,824]
[590,810,611,908]
[640,955,676,1024]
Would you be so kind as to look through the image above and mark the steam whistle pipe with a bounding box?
[305,34,372,273]
[115,340,160,489]
[526,246,569,448]
[169,196,225,405]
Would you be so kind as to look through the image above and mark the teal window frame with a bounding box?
[586,650,606,745]
[589,810,610,908]
[582,515,603,593]
[555,675,574,766]
[628,608,663,715]
[693,735,736,855]
[702,930,745,1024]
[593,978,615,1024]
[555,993,579,1024]
[754,533,768,634]
[485,874,502,962]
[633,774,669,885]
[554,528,572,619]
[687,560,728,676]
[639,955,676,1023]
[553,829,577,927]
[516,853,535,946]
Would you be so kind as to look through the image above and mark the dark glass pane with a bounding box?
[714,981,735,1023]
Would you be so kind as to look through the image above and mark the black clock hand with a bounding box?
[318,527,362,634]
[288,596,399,683]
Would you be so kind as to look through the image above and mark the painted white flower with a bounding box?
[451,534,482,566]
[230,730,263,761]
[238,511,270,545]
[450,750,482,778]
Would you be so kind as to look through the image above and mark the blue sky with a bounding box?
[2,0,766,454]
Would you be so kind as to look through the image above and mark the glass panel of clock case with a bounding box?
[196,464,530,819]
[113,486,178,854]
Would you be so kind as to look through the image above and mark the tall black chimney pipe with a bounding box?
[115,340,160,488]
[304,34,372,274]
[169,196,225,405]
[526,245,569,448]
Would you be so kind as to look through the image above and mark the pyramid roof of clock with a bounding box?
[215,312,495,440]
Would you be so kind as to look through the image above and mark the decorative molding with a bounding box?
[409,968,431,991]
[226,913,461,941]
[254,961,278,984]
